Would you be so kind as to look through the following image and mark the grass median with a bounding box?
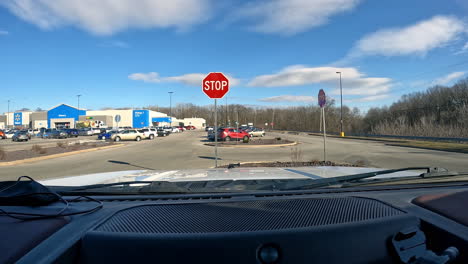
[285,132,468,154]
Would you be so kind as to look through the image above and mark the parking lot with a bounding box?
[1,129,468,181]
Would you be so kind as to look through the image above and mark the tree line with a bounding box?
[144,78,468,138]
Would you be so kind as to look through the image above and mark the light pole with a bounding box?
[7,99,10,129]
[77,95,82,110]
[336,72,344,137]
[168,92,174,121]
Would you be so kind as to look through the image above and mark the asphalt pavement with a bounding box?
[0,131,467,181]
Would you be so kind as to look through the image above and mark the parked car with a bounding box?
[98,130,118,140]
[4,130,17,139]
[78,128,94,136]
[111,129,145,142]
[171,127,180,133]
[217,128,251,141]
[156,127,170,137]
[177,126,186,131]
[43,130,68,139]
[12,131,31,142]
[249,127,265,137]
[64,128,79,137]
[205,126,214,131]
[185,125,196,130]
[139,128,158,140]
[0,130,5,139]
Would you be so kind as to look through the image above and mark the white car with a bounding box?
[139,128,158,139]
[171,127,180,133]
[5,131,16,139]
[78,128,94,136]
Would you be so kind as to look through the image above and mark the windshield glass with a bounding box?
[1,0,468,192]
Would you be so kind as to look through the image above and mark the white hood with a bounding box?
[39,166,423,186]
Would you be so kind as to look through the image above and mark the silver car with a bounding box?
[12,131,30,142]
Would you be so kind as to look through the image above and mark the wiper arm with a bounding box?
[51,181,191,194]
[281,167,436,190]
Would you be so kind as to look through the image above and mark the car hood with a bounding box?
[39,166,423,187]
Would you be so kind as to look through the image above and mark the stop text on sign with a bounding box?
[204,80,228,91]
[202,72,230,99]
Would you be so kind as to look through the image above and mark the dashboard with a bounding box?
[3,183,468,264]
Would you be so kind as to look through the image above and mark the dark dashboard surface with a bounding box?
[5,183,468,264]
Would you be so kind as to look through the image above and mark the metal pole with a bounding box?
[168,92,174,118]
[322,107,327,162]
[236,108,239,145]
[225,97,228,126]
[77,95,81,110]
[336,72,343,137]
[214,99,218,167]
[7,100,10,129]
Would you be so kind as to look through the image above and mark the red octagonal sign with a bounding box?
[202,72,229,99]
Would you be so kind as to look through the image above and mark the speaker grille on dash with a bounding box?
[95,197,405,234]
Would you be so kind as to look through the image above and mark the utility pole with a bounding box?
[168,91,174,117]
[336,72,344,137]
[7,99,10,129]
[77,95,82,110]
[225,97,228,126]
[272,109,275,130]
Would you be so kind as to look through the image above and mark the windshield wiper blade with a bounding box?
[281,167,435,190]
[51,181,193,194]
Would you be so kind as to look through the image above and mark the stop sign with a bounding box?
[202,72,229,99]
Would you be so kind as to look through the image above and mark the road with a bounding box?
[0,131,467,181]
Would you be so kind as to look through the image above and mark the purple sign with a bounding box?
[318,89,326,107]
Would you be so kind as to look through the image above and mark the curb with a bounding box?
[0,144,124,167]
[203,141,297,148]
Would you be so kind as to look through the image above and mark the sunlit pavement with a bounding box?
[0,131,467,181]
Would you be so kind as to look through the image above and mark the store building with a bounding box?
[2,103,206,129]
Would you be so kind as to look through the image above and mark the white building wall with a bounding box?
[0,122,4,129]
[5,112,32,126]
[86,110,134,127]
[34,120,48,129]
[173,118,206,129]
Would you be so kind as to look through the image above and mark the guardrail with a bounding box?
[271,130,468,143]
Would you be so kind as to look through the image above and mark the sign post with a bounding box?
[202,72,230,167]
[318,89,327,162]
[115,114,121,129]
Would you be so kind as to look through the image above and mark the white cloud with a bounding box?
[433,71,465,85]
[455,42,468,54]
[99,40,129,48]
[259,95,316,103]
[1,0,212,35]
[128,72,160,83]
[350,16,466,57]
[248,65,392,96]
[129,72,241,86]
[232,0,361,35]
[0,30,8,35]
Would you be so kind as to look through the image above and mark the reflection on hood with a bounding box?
[39,166,422,186]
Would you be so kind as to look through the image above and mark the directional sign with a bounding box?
[202,72,229,99]
[318,89,326,108]
[115,115,121,122]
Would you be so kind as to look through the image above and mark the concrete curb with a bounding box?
[203,141,297,148]
[0,144,124,167]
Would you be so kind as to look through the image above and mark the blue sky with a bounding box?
[1,0,468,114]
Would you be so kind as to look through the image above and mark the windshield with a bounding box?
[1,0,468,192]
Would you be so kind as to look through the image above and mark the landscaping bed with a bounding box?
[0,142,113,162]
[206,137,295,146]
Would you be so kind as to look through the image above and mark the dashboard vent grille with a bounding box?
[95,197,404,234]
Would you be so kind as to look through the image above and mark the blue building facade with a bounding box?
[47,104,86,128]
